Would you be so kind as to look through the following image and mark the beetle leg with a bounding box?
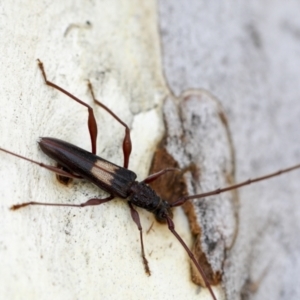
[87,81,132,169]
[37,59,98,155]
[0,146,81,179]
[11,195,115,210]
[128,201,151,276]
[142,168,179,184]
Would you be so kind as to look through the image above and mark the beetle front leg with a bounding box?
[128,201,151,276]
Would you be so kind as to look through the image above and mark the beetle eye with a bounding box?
[154,203,173,223]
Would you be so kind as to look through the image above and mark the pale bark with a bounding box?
[1,1,300,300]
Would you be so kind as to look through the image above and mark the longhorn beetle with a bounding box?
[1,60,300,300]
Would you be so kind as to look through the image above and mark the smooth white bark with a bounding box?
[0,1,206,300]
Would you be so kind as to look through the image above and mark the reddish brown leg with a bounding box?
[142,168,179,184]
[37,59,98,154]
[0,146,115,210]
[128,201,151,275]
[0,147,81,179]
[11,195,114,210]
[87,81,132,169]
[37,60,132,167]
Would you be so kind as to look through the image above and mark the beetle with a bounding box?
[1,60,300,300]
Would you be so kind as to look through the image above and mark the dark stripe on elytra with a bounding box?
[39,137,137,198]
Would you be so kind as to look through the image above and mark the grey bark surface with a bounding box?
[158,1,300,300]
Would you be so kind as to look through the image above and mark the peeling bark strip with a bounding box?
[150,90,239,286]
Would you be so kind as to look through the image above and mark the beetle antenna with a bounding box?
[170,163,300,207]
[164,215,217,300]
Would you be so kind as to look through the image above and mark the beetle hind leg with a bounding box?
[87,81,132,169]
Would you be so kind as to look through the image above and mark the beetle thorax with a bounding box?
[129,181,173,222]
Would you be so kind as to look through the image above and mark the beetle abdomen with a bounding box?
[39,137,136,198]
